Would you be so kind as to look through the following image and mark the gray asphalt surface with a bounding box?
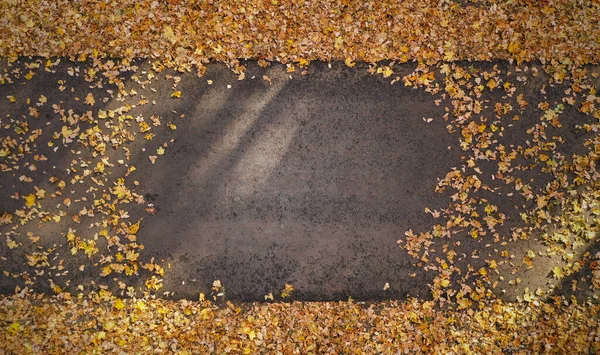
[128,62,457,300]
[1,59,597,301]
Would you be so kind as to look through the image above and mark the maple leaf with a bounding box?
[377,66,394,78]
[114,298,125,310]
[85,93,95,106]
[128,221,140,235]
[139,122,151,133]
[281,284,294,298]
[298,58,310,67]
[61,125,73,138]
[112,184,129,199]
[24,194,36,207]
[6,237,18,249]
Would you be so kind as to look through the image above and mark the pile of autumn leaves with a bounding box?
[1,0,600,353]
[1,0,599,70]
[1,290,599,354]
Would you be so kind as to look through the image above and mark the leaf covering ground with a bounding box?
[0,0,600,354]
[0,291,599,354]
[0,0,599,68]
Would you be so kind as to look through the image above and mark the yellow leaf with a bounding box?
[171,91,182,98]
[281,283,294,298]
[139,121,151,133]
[126,250,139,262]
[377,66,394,78]
[163,25,177,44]
[7,322,20,334]
[440,279,450,287]
[298,58,310,67]
[85,93,95,106]
[103,320,116,332]
[98,109,108,119]
[101,265,112,277]
[157,147,165,155]
[136,300,147,311]
[552,266,564,279]
[523,288,535,302]
[82,240,98,257]
[128,222,140,235]
[112,185,129,199]
[6,238,18,249]
[94,161,105,173]
[24,194,36,207]
[35,188,46,199]
[61,125,73,138]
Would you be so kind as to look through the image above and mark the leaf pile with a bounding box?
[1,0,600,353]
[1,291,599,354]
[1,0,599,73]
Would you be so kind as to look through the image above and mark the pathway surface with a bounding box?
[1,60,597,301]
